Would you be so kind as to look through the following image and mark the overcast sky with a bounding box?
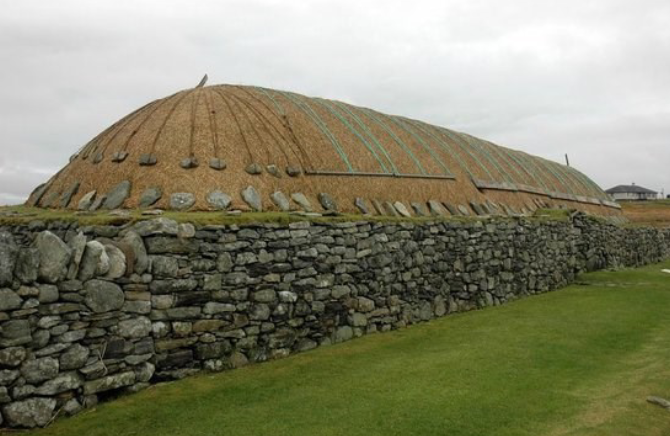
[1,0,669,205]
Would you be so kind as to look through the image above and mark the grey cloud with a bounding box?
[1,0,669,204]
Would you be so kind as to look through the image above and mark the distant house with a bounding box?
[605,184,658,201]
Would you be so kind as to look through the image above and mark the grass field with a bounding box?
[622,200,670,228]
[23,261,670,436]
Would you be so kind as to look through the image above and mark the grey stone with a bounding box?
[0,386,9,403]
[333,326,353,343]
[410,202,427,216]
[132,218,179,236]
[62,398,83,416]
[59,344,89,370]
[77,190,97,210]
[270,191,290,211]
[103,244,126,279]
[102,180,131,209]
[216,253,233,272]
[83,371,136,395]
[0,232,17,287]
[266,164,281,178]
[245,163,262,175]
[253,289,276,303]
[179,156,199,169]
[354,198,370,215]
[470,202,487,216]
[0,320,31,347]
[89,194,106,211]
[139,154,157,166]
[427,200,445,216]
[27,183,48,207]
[59,182,80,208]
[118,317,151,339]
[291,193,313,212]
[2,397,56,428]
[111,151,128,162]
[203,302,235,315]
[14,248,39,284]
[21,357,59,384]
[134,362,155,383]
[318,193,337,211]
[170,193,196,211]
[241,186,262,211]
[66,232,87,280]
[443,202,458,215]
[350,312,368,327]
[121,231,148,275]
[84,279,124,312]
[278,291,298,303]
[383,201,398,216]
[206,191,232,210]
[393,201,412,217]
[35,231,71,284]
[37,284,59,303]
[0,290,21,311]
[229,351,249,368]
[0,347,27,367]
[0,370,18,385]
[457,204,470,216]
[286,166,301,177]
[209,158,226,170]
[78,241,108,281]
[34,372,82,395]
[139,188,162,208]
[150,256,179,277]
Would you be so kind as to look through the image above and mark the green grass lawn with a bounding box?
[26,261,670,436]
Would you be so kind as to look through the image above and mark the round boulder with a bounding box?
[84,279,125,313]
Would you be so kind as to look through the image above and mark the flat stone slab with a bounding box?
[318,193,337,211]
[411,202,427,216]
[354,198,370,215]
[383,202,398,216]
[179,157,199,169]
[241,186,262,211]
[209,158,226,170]
[139,188,162,208]
[457,204,470,216]
[102,181,131,210]
[291,193,312,212]
[60,182,80,208]
[286,166,301,177]
[245,163,262,175]
[393,201,412,217]
[77,190,96,211]
[270,191,290,211]
[443,202,458,216]
[266,165,282,178]
[169,193,196,211]
[206,191,232,210]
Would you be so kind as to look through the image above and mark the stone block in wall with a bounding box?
[83,371,136,395]
[84,280,124,313]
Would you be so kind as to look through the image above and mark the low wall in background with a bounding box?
[0,214,668,428]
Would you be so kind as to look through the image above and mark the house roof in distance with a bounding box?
[605,184,657,195]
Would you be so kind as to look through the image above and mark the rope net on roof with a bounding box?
[26,82,620,216]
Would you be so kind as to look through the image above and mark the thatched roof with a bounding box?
[26,82,620,216]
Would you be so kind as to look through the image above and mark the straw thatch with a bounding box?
[26,82,620,216]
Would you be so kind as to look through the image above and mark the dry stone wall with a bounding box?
[0,214,667,428]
